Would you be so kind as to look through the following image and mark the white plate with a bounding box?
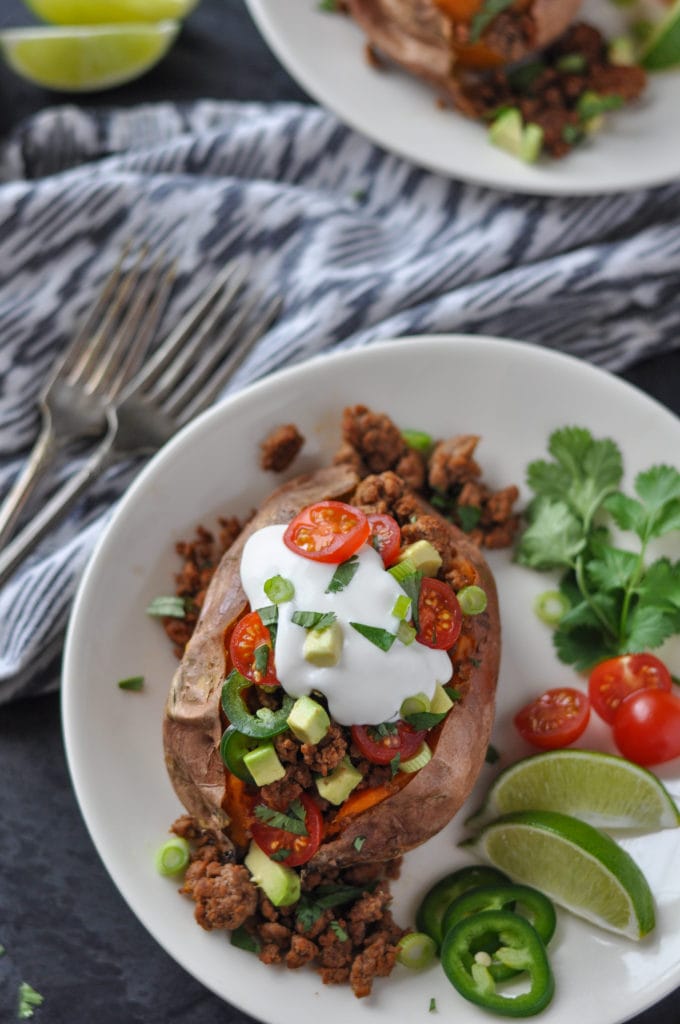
[245,0,680,195]
[63,335,680,1024]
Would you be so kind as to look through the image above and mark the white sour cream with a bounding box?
[239,524,452,726]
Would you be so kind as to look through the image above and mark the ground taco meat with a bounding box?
[161,405,520,996]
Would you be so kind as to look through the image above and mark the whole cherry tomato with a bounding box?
[250,793,323,867]
[229,611,278,686]
[588,653,673,725]
[351,721,426,765]
[283,501,369,563]
[367,513,401,567]
[613,689,680,766]
[514,687,590,750]
[417,578,462,650]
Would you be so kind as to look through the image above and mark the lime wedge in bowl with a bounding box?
[23,0,198,23]
[0,22,178,91]
[640,0,680,69]
[466,749,680,832]
[463,810,656,940]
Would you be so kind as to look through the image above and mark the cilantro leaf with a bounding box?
[636,559,680,612]
[326,555,360,594]
[253,803,308,836]
[291,610,337,631]
[403,710,448,730]
[515,498,586,570]
[586,546,639,594]
[624,605,680,652]
[230,925,261,953]
[469,0,515,42]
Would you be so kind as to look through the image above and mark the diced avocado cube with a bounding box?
[315,757,363,806]
[286,695,331,745]
[519,123,544,163]
[396,540,442,577]
[242,742,286,786]
[608,35,636,67]
[489,107,523,156]
[303,621,343,668]
[244,841,300,907]
[430,683,455,715]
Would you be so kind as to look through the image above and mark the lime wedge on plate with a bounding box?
[463,810,656,940]
[23,0,198,23]
[466,749,680,832]
[640,0,680,69]
[0,22,179,91]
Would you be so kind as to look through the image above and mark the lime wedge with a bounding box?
[466,749,680,832]
[0,22,179,92]
[23,0,198,23]
[640,0,680,69]
[462,810,656,940]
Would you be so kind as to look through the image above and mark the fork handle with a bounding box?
[0,436,116,590]
[0,424,60,550]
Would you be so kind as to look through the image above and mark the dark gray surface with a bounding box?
[1,1,680,1021]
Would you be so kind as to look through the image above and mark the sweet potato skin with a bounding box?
[163,464,359,831]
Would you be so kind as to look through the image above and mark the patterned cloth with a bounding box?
[1,98,679,703]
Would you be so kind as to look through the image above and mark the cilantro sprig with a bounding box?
[516,427,680,670]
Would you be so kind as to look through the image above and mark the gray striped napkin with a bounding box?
[1,98,679,703]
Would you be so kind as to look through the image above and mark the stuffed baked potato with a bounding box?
[161,407,516,994]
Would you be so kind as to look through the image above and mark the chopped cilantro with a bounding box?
[349,622,396,651]
[485,744,500,764]
[353,835,366,852]
[253,800,308,836]
[390,752,401,777]
[17,983,43,1020]
[330,920,349,942]
[403,710,448,730]
[429,996,438,1012]
[253,643,270,677]
[292,610,337,631]
[456,504,482,533]
[230,925,261,954]
[145,595,186,618]
[470,0,515,42]
[117,675,144,691]
[326,555,360,594]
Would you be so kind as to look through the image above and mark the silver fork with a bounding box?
[0,247,175,548]
[0,259,281,588]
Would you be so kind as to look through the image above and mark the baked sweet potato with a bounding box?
[345,0,583,104]
[163,464,500,867]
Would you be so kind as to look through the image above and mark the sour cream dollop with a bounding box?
[239,524,453,726]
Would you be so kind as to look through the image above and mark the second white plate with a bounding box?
[246,0,680,195]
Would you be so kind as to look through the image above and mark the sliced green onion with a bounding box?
[264,575,295,604]
[155,836,191,876]
[399,742,432,774]
[402,429,433,454]
[145,595,186,618]
[457,585,487,615]
[534,589,570,626]
[388,557,417,583]
[117,675,144,691]
[400,692,430,718]
[391,594,412,620]
[396,931,437,970]
[396,621,417,646]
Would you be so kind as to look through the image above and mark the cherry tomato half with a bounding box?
[351,720,426,765]
[229,611,278,686]
[514,687,590,750]
[588,653,673,725]
[417,578,462,650]
[613,689,680,766]
[250,792,323,867]
[283,500,370,564]
[367,513,401,567]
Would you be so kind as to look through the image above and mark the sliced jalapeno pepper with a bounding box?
[441,884,556,981]
[221,669,294,738]
[416,865,511,949]
[441,909,554,1017]
[220,725,262,782]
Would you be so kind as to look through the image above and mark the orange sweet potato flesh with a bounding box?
[163,464,359,832]
[163,465,500,872]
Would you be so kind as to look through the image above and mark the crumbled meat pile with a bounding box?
[161,404,520,996]
[172,814,405,998]
[259,423,305,473]
[455,23,646,158]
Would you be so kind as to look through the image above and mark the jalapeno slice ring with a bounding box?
[441,884,556,982]
[416,865,511,950]
[441,909,555,1017]
[221,669,294,739]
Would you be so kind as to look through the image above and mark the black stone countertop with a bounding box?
[1,1,679,1021]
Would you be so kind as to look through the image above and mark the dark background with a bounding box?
[1,1,679,1022]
